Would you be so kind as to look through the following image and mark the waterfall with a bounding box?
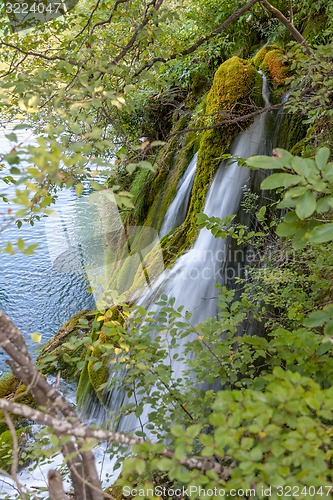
[143,74,273,325]
[87,74,277,435]
[159,153,198,238]
[131,76,274,382]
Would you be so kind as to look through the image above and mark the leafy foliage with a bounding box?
[247,147,333,248]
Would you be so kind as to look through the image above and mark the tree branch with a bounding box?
[133,0,259,78]
[0,398,232,479]
[3,411,27,500]
[112,0,166,65]
[0,310,103,500]
[259,0,310,53]
[169,102,284,137]
[48,469,68,500]
[0,41,80,67]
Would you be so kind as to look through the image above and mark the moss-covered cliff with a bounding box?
[37,36,323,410]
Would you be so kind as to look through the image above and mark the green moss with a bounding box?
[104,485,126,499]
[0,375,35,434]
[162,57,263,266]
[277,113,308,152]
[301,13,328,44]
[13,384,35,407]
[76,360,92,410]
[290,118,333,158]
[109,110,197,294]
[77,306,125,408]
[129,241,166,295]
[0,427,30,472]
[206,56,262,113]
[0,373,19,399]
[130,169,153,223]
[143,128,194,231]
[252,45,279,68]
[260,49,289,87]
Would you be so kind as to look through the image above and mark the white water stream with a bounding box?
[159,153,197,238]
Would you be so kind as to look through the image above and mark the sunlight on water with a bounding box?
[0,125,94,370]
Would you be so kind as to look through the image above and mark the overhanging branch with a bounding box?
[169,102,284,137]
[0,398,232,479]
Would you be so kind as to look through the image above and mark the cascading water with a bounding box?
[142,73,274,327]
[159,153,197,238]
[87,74,277,435]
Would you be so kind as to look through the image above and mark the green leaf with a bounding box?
[17,238,25,251]
[4,153,20,165]
[5,133,17,143]
[31,332,42,343]
[316,196,333,213]
[4,241,15,254]
[315,147,330,170]
[303,310,330,327]
[90,180,103,191]
[261,173,302,190]
[276,221,301,237]
[247,155,284,169]
[186,424,202,439]
[324,320,333,336]
[23,244,39,255]
[10,167,21,175]
[295,191,316,220]
[75,183,84,196]
[138,160,155,171]
[308,223,333,243]
[171,425,184,437]
[291,156,314,177]
[134,459,146,475]
[13,124,31,131]
[322,162,333,182]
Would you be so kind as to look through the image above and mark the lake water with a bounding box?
[0,125,94,371]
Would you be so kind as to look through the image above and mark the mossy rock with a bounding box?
[131,111,193,229]
[0,427,30,472]
[125,56,263,274]
[37,310,96,380]
[77,306,126,408]
[162,56,263,266]
[277,112,308,153]
[252,44,279,68]
[0,373,20,399]
[301,13,328,44]
[109,110,197,294]
[0,378,35,434]
[290,117,333,158]
[260,49,289,87]
[205,56,262,114]
[0,374,20,435]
